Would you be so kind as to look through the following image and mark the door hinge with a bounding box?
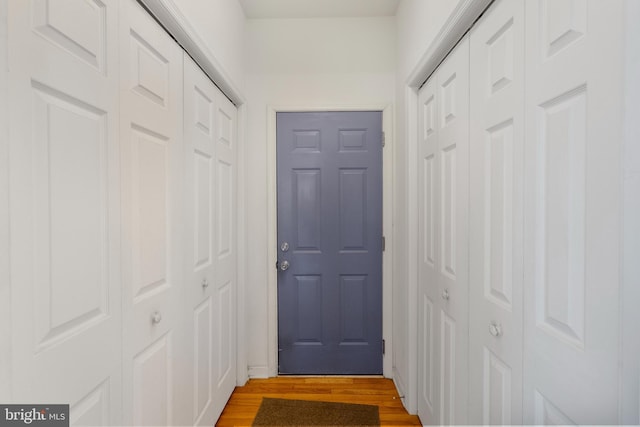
[382,131,386,147]
[382,236,386,251]
[382,339,386,355]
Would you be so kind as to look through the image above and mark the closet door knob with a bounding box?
[441,289,449,300]
[151,311,162,325]
[202,278,209,289]
[489,322,502,337]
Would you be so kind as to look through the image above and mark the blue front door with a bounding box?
[276,111,383,374]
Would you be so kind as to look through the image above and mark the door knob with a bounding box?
[202,278,209,289]
[280,260,290,271]
[489,322,502,337]
[441,289,449,300]
[151,311,162,325]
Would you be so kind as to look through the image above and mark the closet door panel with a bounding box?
[8,1,122,424]
[435,36,470,426]
[418,77,440,424]
[119,0,185,425]
[184,54,237,424]
[469,0,525,424]
[523,0,625,423]
[212,88,238,420]
[184,55,220,425]
[417,36,470,426]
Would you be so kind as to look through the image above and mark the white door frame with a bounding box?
[266,104,394,378]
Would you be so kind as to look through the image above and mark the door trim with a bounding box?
[138,0,245,106]
[405,0,492,88]
[266,104,394,378]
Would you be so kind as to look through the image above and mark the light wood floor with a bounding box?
[215,377,422,426]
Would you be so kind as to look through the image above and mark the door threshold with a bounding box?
[277,374,385,378]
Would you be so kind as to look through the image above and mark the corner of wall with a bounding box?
[247,365,270,379]
[402,84,420,416]
[392,366,411,413]
[236,102,249,387]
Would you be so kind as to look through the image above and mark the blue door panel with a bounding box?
[277,111,383,374]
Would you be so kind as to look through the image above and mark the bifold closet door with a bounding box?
[183,54,238,425]
[184,55,217,426]
[523,0,625,424]
[211,69,239,421]
[417,36,470,426]
[468,0,525,424]
[119,0,187,425]
[417,73,439,425]
[8,0,123,424]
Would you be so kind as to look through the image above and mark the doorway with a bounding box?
[275,111,383,374]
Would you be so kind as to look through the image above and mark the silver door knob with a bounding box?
[489,322,502,337]
[441,289,449,300]
[280,260,290,271]
[280,242,289,252]
[151,311,162,325]
[202,278,209,289]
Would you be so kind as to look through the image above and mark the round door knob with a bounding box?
[441,289,450,300]
[280,260,290,271]
[151,311,162,325]
[489,322,502,337]
[202,278,209,289]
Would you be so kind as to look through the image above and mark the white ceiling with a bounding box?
[238,0,401,19]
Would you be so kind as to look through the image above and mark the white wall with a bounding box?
[396,0,458,82]
[0,0,10,403]
[171,0,246,91]
[392,0,459,413]
[622,0,640,421]
[244,16,395,376]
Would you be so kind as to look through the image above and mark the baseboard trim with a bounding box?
[248,365,271,379]
[393,366,414,414]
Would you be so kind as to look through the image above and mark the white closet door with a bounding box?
[184,54,217,426]
[436,36,470,426]
[523,0,625,423]
[211,72,238,420]
[184,54,236,425]
[418,74,440,425]
[468,0,525,424]
[119,0,185,425]
[417,36,470,426]
[8,0,122,425]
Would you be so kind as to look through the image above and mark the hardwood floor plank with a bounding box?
[215,377,421,426]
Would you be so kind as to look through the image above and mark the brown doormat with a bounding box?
[252,398,380,426]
